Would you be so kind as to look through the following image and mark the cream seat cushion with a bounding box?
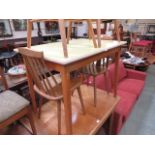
[0,90,29,122]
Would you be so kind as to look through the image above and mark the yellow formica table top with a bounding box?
[15,39,126,65]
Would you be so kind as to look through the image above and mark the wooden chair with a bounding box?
[0,52,28,97]
[0,66,37,134]
[75,20,117,107]
[18,48,85,135]
[81,58,109,106]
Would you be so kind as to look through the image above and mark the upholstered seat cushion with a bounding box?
[133,42,150,47]
[0,90,29,122]
[112,90,137,134]
[133,40,153,46]
[118,78,145,97]
[126,69,146,81]
[134,40,153,46]
[116,90,137,117]
[141,40,152,45]
[94,75,137,116]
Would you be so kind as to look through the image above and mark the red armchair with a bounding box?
[92,60,146,134]
[126,68,146,81]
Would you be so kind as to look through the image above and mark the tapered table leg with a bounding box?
[114,49,120,97]
[61,68,72,134]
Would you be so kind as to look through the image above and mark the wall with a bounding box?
[76,22,88,37]
[0,19,38,41]
[0,19,61,42]
[1,19,155,42]
[120,19,155,35]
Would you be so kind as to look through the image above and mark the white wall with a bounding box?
[76,22,87,37]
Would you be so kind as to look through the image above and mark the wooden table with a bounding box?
[15,39,126,134]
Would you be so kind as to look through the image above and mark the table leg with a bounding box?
[109,112,114,135]
[114,48,120,97]
[61,68,72,134]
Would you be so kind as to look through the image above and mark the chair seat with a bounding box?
[118,78,145,97]
[116,90,137,117]
[133,40,152,47]
[0,90,29,122]
[112,90,137,134]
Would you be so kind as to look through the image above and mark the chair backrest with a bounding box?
[0,66,8,90]
[82,57,109,75]
[18,48,59,96]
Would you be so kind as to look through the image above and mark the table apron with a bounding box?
[45,47,120,73]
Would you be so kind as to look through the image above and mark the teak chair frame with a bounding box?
[78,20,120,106]
[18,47,85,135]
[27,19,100,58]
[0,66,37,135]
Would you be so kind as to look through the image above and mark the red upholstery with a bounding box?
[93,60,146,134]
[95,73,112,92]
[139,40,153,44]
[85,73,111,92]
[118,78,145,97]
[133,42,148,46]
[116,90,137,118]
[108,60,127,82]
[133,40,153,47]
[112,90,137,134]
[126,69,146,80]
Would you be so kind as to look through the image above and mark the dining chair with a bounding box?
[80,20,114,106]
[18,47,85,135]
[81,57,110,107]
[0,66,37,134]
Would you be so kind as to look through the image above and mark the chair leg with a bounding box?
[27,108,37,135]
[38,96,44,119]
[77,87,85,114]
[57,100,61,135]
[86,74,89,85]
[93,76,97,107]
[104,72,109,94]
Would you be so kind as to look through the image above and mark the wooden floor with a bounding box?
[0,84,119,135]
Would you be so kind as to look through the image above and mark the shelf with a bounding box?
[21,84,119,135]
